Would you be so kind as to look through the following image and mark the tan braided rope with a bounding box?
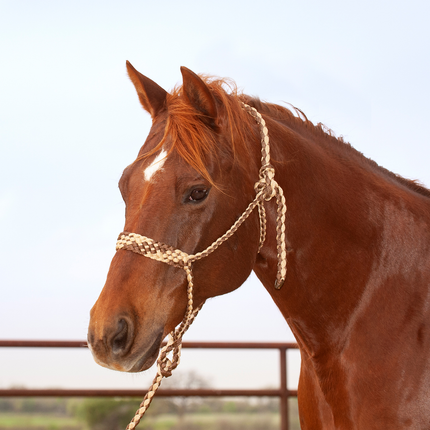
[120,103,287,430]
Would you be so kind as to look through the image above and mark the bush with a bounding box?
[73,398,140,430]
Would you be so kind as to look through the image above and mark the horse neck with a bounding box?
[252,114,426,356]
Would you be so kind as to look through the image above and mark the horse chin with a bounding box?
[127,329,164,373]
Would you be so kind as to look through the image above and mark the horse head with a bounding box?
[87,63,263,372]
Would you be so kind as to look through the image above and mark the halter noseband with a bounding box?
[119,103,287,430]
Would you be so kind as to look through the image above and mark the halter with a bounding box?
[118,103,287,430]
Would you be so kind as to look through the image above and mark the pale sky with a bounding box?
[1,0,429,391]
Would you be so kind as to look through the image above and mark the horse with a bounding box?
[88,61,430,429]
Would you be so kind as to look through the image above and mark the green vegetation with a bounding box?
[0,412,80,429]
[0,396,301,430]
[0,398,82,429]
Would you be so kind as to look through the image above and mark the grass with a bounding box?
[0,412,296,430]
[138,412,284,430]
[0,413,83,429]
[0,400,301,430]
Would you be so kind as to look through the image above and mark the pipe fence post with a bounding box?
[279,346,289,430]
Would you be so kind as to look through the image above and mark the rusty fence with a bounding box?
[0,340,299,430]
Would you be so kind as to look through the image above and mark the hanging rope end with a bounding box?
[275,278,285,290]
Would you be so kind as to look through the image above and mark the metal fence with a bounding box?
[0,340,299,430]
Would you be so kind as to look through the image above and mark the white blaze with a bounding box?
[143,150,167,182]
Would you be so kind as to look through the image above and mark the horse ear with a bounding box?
[180,66,218,128]
[126,61,167,118]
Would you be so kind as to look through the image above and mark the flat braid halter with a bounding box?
[117,102,287,430]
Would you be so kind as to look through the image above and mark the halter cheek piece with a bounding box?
[118,103,287,430]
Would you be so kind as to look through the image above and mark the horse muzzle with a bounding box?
[87,314,163,372]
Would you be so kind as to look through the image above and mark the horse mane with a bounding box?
[139,74,430,199]
[241,96,430,199]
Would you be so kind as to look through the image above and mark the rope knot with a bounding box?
[157,335,182,378]
[255,165,276,201]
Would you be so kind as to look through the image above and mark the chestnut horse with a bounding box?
[88,62,430,429]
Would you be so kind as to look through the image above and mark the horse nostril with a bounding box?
[111,318,132,356]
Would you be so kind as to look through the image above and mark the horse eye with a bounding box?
[188,188,209,202]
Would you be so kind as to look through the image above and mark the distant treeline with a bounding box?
[0,397,69,414]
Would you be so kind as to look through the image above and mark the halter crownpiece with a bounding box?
[118,103,287,430]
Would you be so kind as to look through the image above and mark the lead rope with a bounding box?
[121,103,287,430]
[124,264,200,430]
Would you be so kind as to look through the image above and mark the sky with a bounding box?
[1,0,429,392]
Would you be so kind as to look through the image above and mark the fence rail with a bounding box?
[0,340,299,430]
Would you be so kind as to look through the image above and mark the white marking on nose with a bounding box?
[144,150,167,182]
